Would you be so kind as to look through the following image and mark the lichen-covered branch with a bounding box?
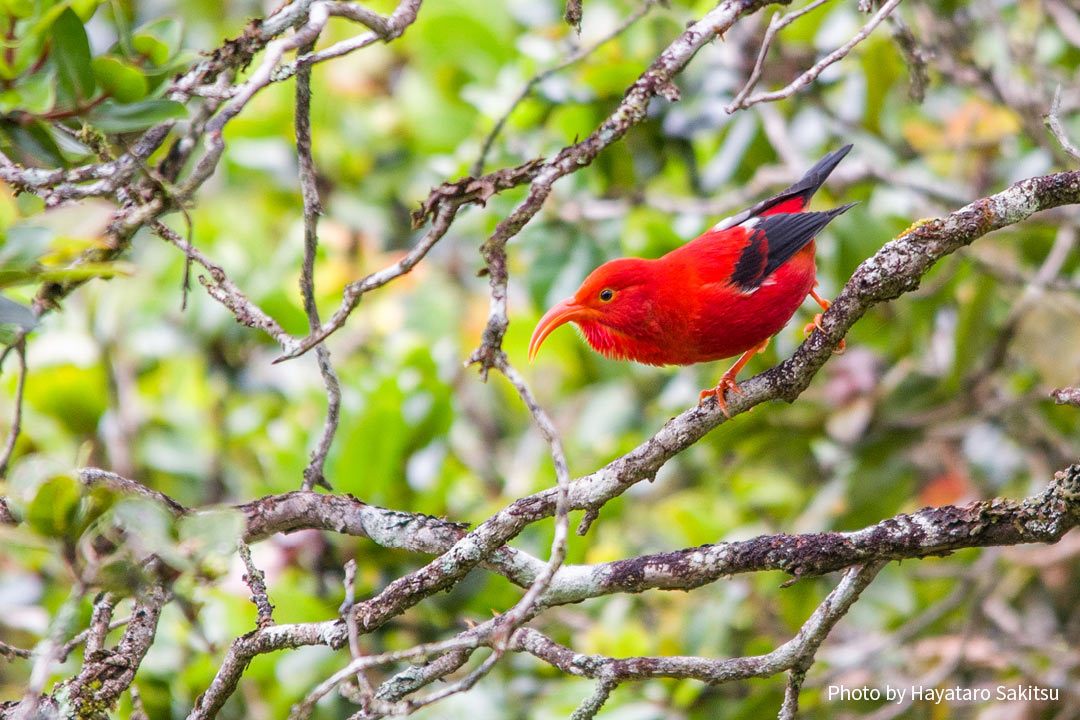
[65,584,168,717]
[218,467,1080,606]
[1052,387,1080,407]
[515,561,883,681]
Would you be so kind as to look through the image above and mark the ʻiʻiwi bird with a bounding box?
[528,145,855,418]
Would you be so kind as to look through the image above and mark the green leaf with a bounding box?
[0,225,51,267]
[0,261,132,290]
[132,18,181,65]
[0,267,38,288]
[25,363,107,435]
[0,69,57,114]
[87,98,185,132]
[9,31,48,81]
[1,0,32,17]
[51,7,96,102]
[0,295,36,329]
[92,56,149,103]
[132,34,169,66]
[0,119,66,167]
[45,122,93,160]
[71,0,104,22]
[26,474,81,538]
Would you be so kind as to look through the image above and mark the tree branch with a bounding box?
[728,0,904,111]
[244,467,1080,602]
[78,462,1080,611]
[0,338,27,476]
[472,0,661,176]
[1052,387,1080,407]
[237,541,275,629]
[726,0,833,113]
[294,36,340,491]
[1045,85,1080,163]
[513,560,884,688]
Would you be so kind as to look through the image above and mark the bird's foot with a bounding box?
[804,290,846,355]
[803,313,846,354]
[699,374,743,419]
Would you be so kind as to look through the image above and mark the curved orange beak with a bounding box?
[528,298,585,361]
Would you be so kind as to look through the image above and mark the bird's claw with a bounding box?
[802,313,846,354]
[699,374,743,419]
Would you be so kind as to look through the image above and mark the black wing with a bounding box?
[730,203,856,292]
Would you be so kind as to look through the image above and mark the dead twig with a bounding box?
[729,0,904,111]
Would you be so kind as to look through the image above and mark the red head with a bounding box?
[528,258,669,365]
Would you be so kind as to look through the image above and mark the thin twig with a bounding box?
[13,585,86,720]
[130,685,149,720]
[392,649,503,715]
[79,467,188,516]
[0,641,32,661]
[489,354,571,648]
[512,561,887,685]
[0,338,27,476]
[887,12,928,102]
[472,0,660,176]
[726,0,834,113]
[730,0,904,111]
[237,541,275,628]
[372,649,473,704]
[286,626,497,720]
[82,593,117,657]
[339,559,376,707]
[0,122,174,207]
[273,1,423,84]
[565,0,584,32]
[274,199,461,362]
[58,615,132,662]
[1045,84,1080,163]
[570,677,618,720]
[66,584,170,716]
[294,36,340,492]
[1051,387,1080,407]
[151,221,296,350]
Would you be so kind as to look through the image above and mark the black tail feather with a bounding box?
[713,145,853,232]
[786,144,853,203]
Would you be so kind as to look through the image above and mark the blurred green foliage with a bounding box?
[1,0,1079,718]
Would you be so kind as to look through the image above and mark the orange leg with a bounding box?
[698,338,770,418]
[803,288,845,354]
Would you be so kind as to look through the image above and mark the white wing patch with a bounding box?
[712,213,760,232]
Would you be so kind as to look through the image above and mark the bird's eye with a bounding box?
[599,289,614,302]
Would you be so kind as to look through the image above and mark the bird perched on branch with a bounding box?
[529,145,855,417]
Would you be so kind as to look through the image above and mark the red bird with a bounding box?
[528,145,854,417]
